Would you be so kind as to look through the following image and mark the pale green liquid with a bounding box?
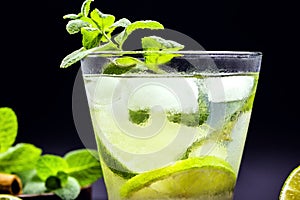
[83,73,258,200]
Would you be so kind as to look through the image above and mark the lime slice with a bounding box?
[120,156,236,199]
[0,195,22,200]
[96,136,136,179]
[280,165,300,200]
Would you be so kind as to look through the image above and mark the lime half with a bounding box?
[280,165,300,200]
[0,195,22,200]
[120,156,236,199]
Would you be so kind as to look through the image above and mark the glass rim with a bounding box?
[86,50,262,58]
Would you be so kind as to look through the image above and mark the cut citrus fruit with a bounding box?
[280,165,300,200]
[0,194,22,200]
[120,156,236,199]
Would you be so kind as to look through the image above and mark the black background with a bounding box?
[1,0,299,199]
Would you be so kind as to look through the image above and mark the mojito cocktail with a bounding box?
[81,51,262,200]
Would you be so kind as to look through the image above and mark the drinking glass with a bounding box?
[81,51,262,200]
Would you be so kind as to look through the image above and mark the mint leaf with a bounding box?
[90,9,115,31]
[63,14,81,20]
[167,80,209,127]
[126,21,164,36]
[81,0,93,17]
[16,169,37,186]
[167,103,208,127]
[64,149,102,187]
[142,36,184,67]
[23,175,47,195]
[129,109,150,125]
[111,18,131,28]
[90,9,115,42]
[54,177,81,200]
[114,57,141,67]
[167,112,200,127]
[60,47,93,68]
[102,59,136,75]
[142,36,184,51]
[66,19,90,35]
[45,171,69,190]
[115,20,164,48]
[79,16,98,28]
[144,53,180,66]
[0,107,18,153]
[0,143,42,173]
[93,42,120,51]
[36,155,68,181]
[81,27,101,49]
[57,171,69,187]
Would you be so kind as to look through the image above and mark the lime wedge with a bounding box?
[0,195,22,200]
[280,165,300,200]
[120,156,236,199]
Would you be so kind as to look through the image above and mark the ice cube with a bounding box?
[126,77,199,113]
[205,75,254,102]
[83,76,121,106]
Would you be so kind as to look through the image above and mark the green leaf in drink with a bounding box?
[102,62,135,75]
[167,112,201,127]
[129,109,150,125]
[167,79,209,127]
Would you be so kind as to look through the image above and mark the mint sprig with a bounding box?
[26,150,102,198]
[21,150,102,199]
[60,0,184,72]
[0,107,103,200]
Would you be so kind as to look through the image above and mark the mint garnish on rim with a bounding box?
[60,0,184,71]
